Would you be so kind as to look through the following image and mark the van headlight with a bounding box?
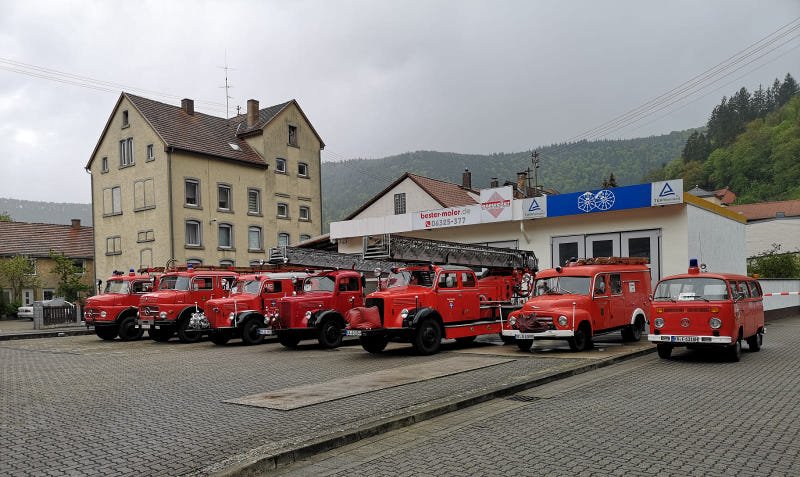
[400,308,409,319]
[558,315,568,326]
[709,317,722,329]
[654,318,665,329]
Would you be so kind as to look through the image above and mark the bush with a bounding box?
[748,244,800,278]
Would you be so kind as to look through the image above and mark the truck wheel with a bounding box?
[118,316,144,341]
[746,331,763,352]
[516,339,533,352]
[95,326,118,341]
[728,339,742,362]
[568,323,592,352]
[240,319,265,346]
[412,319,442,355]
[177,319,202,343]
[149,327,173,342]
[210,331,231,345]
[318,319,343,349]
[656,343,673,359]
[360,336,389,354]
[278,334,301,349]
[621,317,645,342]
[499,333,515,345]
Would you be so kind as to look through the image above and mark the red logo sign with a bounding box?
[481,192,511,218]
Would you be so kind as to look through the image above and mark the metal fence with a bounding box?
[33,303,81,329]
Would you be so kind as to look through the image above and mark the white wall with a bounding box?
[745,219,800,257]
[353,178,439,219]
[759,279,800,311]
[687,205,746,275]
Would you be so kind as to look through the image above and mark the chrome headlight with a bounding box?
[304,311,312,320]
[159,311,167,319]
[654,317,665,329]
[100,311,107,318]
[709,317,722,329]
[400,308,409,319]
[228,312,235,320]
[558,315,568,326]
[509,316,517,326]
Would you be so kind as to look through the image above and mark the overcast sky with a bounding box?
[1,0,798,204]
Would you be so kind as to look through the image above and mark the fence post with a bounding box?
[33,302,43,330]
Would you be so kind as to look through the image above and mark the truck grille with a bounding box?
[365,297,384,325]
[141,306,159,317]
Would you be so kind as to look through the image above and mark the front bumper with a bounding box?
[344,328,413,340]
[136,319,176,330]
[501,329,575,339]
[648,334,732,345]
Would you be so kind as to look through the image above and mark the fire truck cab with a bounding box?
[84,270,156,341]
[648,259,765,361]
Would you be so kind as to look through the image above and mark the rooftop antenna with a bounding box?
[218,50,235,118]
[529,150,541,196]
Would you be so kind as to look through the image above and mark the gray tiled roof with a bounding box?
[0,222,94,258]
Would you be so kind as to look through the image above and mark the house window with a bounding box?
[247,188,261,214]
[218,184,232,211]
[394,193,406,215]
[299,206,310,221]
[185,179,200,207]
[185,220,202,247]
[288,125,297,146]
[134,178,155,211]
[276,158,286,173]
[119,138,134,167]
[137,230,155,243]
[72,260,85,274]
[248,226,263,251]
[140,248,153,269]
[278,232,290,247]
[187,258,203,267]
[101,157,108,173]
[103,186,122,216]
[300,234,311,242]
[146,144,155,161]
[106,236,122,255]
[218,223,233,249]
[277,202,288,218]
[298,162,309,177]
[220,259,235,267]
[43,289,55,300]
[122,110,129,127]
[25,258,37,275]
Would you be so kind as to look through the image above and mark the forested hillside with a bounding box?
[0,198,92,225]
[322,130,693,229]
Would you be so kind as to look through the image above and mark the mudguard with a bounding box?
[235,311,265,327]
[407,307,442,329]
[308,309,344,328]
[629,308,647,325]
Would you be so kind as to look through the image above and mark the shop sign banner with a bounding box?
[522,196,547,219]
[547,183,651,218]
[480,186,513,222]
[651,179,683,206]
[412,205,480,230]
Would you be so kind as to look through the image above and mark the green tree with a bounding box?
[0,211,12,222]
[0,256,41,304]
[49,251,91,302]
[748,244,800,278]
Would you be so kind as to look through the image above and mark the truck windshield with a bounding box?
[304,276,335,292]
[104,280,130,294]
[654,277,729,301]
[158,276,190,291]
[534,276,591,296]
[386,270,433,288]
[231,280,261,295]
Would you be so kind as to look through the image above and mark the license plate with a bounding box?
[673,336,699,343]
[345,330,362,336]
[140,324,151,330]
[517,333,536,339]
[257,328,273,335]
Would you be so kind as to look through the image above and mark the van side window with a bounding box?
[594,274,607,295]
[746,281,761,298]
[737,281,750,298]
[610,274,622,295]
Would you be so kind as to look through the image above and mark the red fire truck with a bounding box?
[200,272,307,345]
[648,259,765,361]
[136,266,237,343]
[502,258,651,352]
[84,269,156,341]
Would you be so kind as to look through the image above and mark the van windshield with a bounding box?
[534,276,591,296]
[158,276,190,291]
[654,277,729,302]
[231,280,261,295]
[104,280,130,294]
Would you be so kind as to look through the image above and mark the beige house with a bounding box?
[86,93,324,283]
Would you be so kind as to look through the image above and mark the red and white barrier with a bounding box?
[764,292,800,296]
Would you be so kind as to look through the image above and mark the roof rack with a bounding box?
[565,257,650,266]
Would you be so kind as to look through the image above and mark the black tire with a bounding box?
[317,319,343,349]
[149,327,173,342]
[210,331,231,346]
[240,319,265,346]
[621,317,645,342]
[516,339,533,352]
[412,319,442,355]
[278,333,301,349]
[657,343,673,359]
[95,326,118,341]
[499,333,515,345]
[746,332,763,352]
[360,336,389,354]
[176,318,202,343]
[568,323,592,352]
[118,316,144,341]
[728,339,742,362]
[455,336,477,345]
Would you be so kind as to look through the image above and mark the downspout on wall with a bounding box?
[167,147,175,263]
[84,166,97,294]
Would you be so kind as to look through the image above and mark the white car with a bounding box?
[17,305,34,319]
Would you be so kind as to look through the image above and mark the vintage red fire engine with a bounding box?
[648,259,765,361]
[136,266,237,343]
[200,272,307,345]
[83,269,156,341]
[345,264,527,355]
[502,258,651,352]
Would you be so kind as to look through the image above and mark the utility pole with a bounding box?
[531,150,541,196]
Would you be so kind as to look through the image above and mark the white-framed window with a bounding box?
[248,226,262,251]
[299,205,310,221]
[277,202,289,218]
[106,236,122,255]
[72,259,85,274]
[278,232,290,247]
[185,220,202,247]
[394,193,406,215]
[101,157,108,173]
[140,248,153,269]
[25,258,37,276]
[218,223,233,249]
[137,230,155,243]
[300,234,311,242]
[119,138,134,167]
[146,144,155,161]
[122,110,129,127]
[220,259,235,267]
[218,184,232,211]
[187,258,203,267]
[298,162,309,177]
[288,125,297,146]
[103,186,122,216]
[134,178,155,210]
[247,188,261,214]
[185,179,200,207]
[276,158,287,173]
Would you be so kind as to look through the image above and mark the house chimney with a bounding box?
[181,98,194,115]
[516,172,528,198]
[462,169,472,189]
[247,99,259,127]
[71,219,81,229]
[490,177,499,188]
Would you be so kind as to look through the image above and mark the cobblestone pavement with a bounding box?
[0,331,622,476]
[274,318,800,477]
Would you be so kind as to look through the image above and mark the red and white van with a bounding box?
[648,260,765,361]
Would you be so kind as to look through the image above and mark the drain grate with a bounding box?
[506,394,539,402]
